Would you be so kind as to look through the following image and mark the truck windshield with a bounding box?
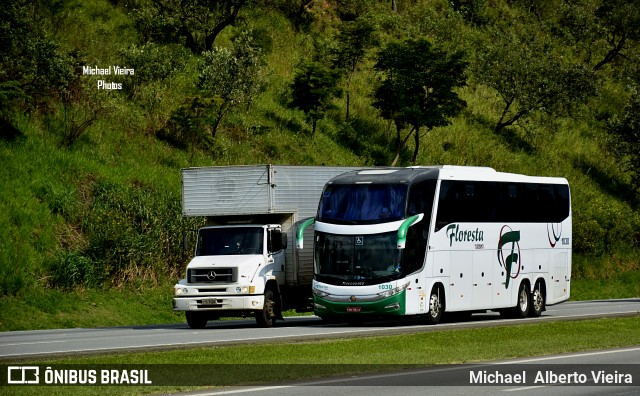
[314,231,403,285]
[318,184,407,224]
[197,227,264,256]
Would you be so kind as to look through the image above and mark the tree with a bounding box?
[473,26,597,133]
[592,0,640,71]
[197,31,265,137]
[608,87,640,196]
[373,38,467,165]
[329,0,375,21]
[332,18,379,120]
[290,61,343,135]
[0,1,76,108]
[558,0,640,72]
[131,0,248,53]
[262,0,315,31]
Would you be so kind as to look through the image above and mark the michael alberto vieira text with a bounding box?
[470,369,634,385]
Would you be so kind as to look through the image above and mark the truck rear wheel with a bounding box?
[186,312,208,329]
[256,289,276,328]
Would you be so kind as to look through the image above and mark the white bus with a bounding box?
[297,166,571,324]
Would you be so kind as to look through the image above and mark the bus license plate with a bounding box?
[202,298,218,305]
[346,306,361,313]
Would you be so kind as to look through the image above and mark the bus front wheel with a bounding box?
[425,287,443,325]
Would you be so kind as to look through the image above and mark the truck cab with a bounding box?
[173,224,287,328]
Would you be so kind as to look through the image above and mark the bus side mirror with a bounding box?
[397,214,423,249]
[282,233,288,250]
[297,217,315,249]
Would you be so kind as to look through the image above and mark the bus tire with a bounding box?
[256,289,276,328]
[186,311,208,329]
[425,286,443,325]
[529,282,544,317]
[513,282,530,318]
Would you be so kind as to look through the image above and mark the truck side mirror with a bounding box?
[183,233,189,252]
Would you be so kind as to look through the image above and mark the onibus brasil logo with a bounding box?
[497,225,520,289]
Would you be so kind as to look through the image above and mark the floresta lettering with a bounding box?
[446,224,484,247]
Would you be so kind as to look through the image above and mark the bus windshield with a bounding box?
[196,227,264,256]
[314,231,403,284]
[318,184,408,224]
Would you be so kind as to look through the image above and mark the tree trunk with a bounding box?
[412,126,420,164]
[204,0,246,51]
[390,126,415,166]
[345,91,350,120]
[593,32,627,72]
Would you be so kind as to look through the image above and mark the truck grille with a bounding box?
[188,268,236,283]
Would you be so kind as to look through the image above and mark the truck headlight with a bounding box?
[235,286,256,294]
[174,287,189,296]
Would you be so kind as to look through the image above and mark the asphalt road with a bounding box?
[187,346,640,396]
[0,298,638,359]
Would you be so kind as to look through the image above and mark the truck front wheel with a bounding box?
[186,311,208,329]
[256,289,276,328]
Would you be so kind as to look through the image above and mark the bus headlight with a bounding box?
[377,282,409,298]
[312,287,329,298]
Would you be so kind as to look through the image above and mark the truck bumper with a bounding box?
[173,295,265,312]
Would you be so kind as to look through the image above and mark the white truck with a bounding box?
[172,165,361,328]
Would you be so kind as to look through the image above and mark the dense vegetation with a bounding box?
[0,0,638,330]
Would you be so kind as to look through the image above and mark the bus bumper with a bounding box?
[313,291,406,318]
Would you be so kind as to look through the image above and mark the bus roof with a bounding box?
[326,166,568,186]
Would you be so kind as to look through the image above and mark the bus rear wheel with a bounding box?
[513,282,530,318]
[529,283,544,317]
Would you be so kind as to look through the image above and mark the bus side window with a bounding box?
[498,183,521,223]
[435,180,455,231]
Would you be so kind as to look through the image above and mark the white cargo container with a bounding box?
[173,165,361,328]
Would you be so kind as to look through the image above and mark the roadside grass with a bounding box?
[0,280,314,331]
[4,316,640,395]
[0,284,183,331]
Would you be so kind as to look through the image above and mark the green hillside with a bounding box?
[0,0,638,331]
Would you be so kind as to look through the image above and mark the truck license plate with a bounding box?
[201,298,218,305]
[346,306,361,313]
